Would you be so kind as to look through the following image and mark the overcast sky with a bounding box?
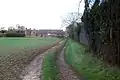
[0,0,85,30]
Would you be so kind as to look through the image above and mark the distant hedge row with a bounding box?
[0,32,25,37]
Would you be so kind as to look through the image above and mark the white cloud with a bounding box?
[0,0,85,30]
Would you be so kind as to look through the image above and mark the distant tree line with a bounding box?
[0,24,25,37]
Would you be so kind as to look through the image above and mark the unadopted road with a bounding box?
[20,41,82,80]
[20,42,63,80]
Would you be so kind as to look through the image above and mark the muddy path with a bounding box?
[57,48,82,80]
[20,52,47,80]
[20,42,63,80]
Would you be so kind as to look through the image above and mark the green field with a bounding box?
[0,37,58,58]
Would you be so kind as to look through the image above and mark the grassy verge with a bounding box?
[42,51,60,80]
[65,39,120,80]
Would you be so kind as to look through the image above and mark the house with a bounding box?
[37,29,65,37]
[25,28,31,36]
[31,29,37,36]
[25,29,65,37]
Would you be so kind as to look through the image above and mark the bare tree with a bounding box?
[61,0,83,28]
[0,27,6,33]
[8,26,15,31]
[0,27,5,31]
[61,12,82,28]
[78,0,83,15]
[16,24,25,31]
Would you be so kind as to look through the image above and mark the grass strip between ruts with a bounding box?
[42,51,60,80]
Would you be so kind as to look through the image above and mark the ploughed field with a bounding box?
[0,37,59,80]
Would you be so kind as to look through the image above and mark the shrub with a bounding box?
[0,34,3,37]
[0,33,5,37]
[5,32,25,37]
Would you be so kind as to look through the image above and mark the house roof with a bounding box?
[36,29,65,34]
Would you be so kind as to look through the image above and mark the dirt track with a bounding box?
[20,42,62,80]
[20,51,48,80]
